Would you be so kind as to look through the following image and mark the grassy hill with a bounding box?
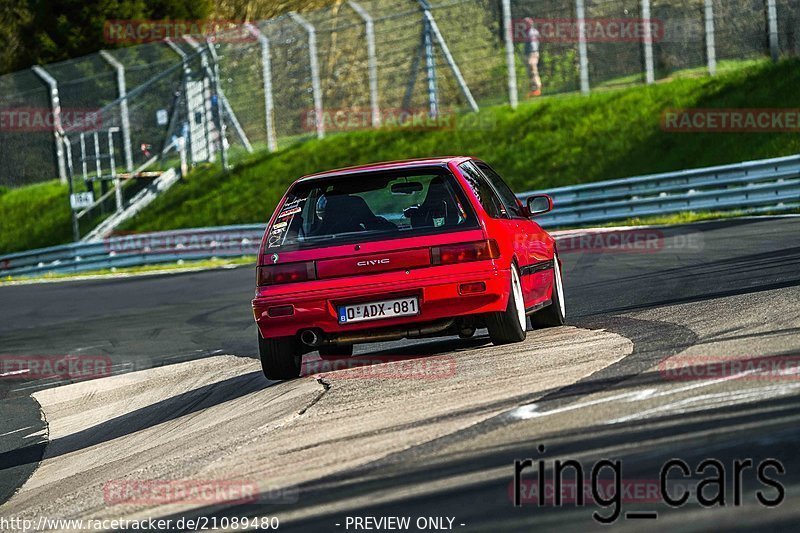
[2,58,799,254]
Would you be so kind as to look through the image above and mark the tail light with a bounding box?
[257,262,316,286]
[430,240,501,265]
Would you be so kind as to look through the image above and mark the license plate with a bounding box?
[338,296,419,324]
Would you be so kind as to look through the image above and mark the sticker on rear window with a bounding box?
[272,221,288,230]
[277,206,301,218]
[268,227,286,248]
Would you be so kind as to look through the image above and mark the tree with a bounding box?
[2,0,213,74]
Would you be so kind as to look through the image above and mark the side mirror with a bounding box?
[525,194,553,216]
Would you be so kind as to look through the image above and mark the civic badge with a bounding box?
[271,253,279,264]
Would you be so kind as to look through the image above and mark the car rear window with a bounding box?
[266,168,479,250]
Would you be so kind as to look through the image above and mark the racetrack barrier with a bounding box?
[2,154,798,278]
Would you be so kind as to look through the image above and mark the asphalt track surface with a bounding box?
[0,216,799,531]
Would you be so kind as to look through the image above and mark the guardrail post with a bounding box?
[576,0,590,94]
[246,23,278,150]
[703,0,717,76]
[348,1,381,126]
[501,0,518,109]
[31,66,67,184]
[640,0,655,84]
[289,12,325,139]
[766,0,779,61]
[99,51,134,173]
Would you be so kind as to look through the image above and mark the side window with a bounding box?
[459,162,507,219]
[476,163,523,217]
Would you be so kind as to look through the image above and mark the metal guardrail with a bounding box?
[523,154,800,227]
[0,225,264,278]
[1,155,798,279]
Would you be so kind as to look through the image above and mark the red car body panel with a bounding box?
[252,157,558,341]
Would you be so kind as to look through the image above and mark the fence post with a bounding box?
[641,0,655,83]
[165,39,194,165]
[419,0,479,113]
[177,137,188,177]
[63,137,80,242]
[703,0,717,76]
[205,40,230,171]
[107,127,123,211]
[348,1,381,126]
[289,12,325,139]
[79,133,88,180]
[246,23,278,151]
[501,0,518,109]
[99,51,134,173]
[183,35,216,162]
[31,66,67,184]
[91,132,101,180]
[766,0,779,61]
[576,0,590,94]
[63,136,74,185]
[422,11,439,117]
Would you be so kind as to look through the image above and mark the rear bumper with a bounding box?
[252,263,510,339]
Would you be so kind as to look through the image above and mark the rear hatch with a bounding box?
[258,166,490,285]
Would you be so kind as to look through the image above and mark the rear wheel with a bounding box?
[258,333,302,380]
[486,263,527,345]
[318,344,354,359]
[530,252,566,328]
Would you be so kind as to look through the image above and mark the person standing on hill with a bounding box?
[523,17,542,97]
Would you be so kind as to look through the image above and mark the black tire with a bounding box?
[318,344,354,359]
[258,333,302,380]
[486,264,527,345]
[529,253,566,328]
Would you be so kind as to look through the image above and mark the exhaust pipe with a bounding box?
[301,319,456,347]
[327,319,456,345]
[300,329,322,347]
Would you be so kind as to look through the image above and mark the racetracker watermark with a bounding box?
[302,355,457,379]
[662,109,800,133]
[0,108,103,132]
[104,20,254,44]
[301,108,495,133]
[105,230,260,256]
[510,478,688,505]
[556,229,703,254]
[512,18,664,43]
[659,355,800,381]
[0,355,111,380]
[103,479,298,505]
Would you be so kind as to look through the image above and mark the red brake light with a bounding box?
[257,262,316,286]
[431,240,501,265]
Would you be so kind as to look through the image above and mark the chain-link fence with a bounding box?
[1,0,798,190]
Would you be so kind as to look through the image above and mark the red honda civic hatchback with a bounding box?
[252,157,565,379]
